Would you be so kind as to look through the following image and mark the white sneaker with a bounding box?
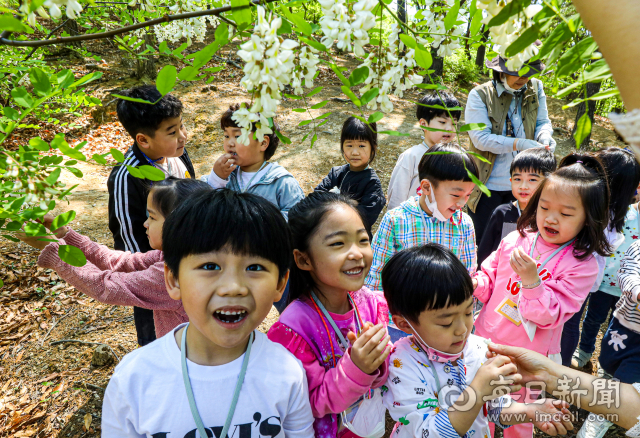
[577,414,613,438]
[571,348,592,369]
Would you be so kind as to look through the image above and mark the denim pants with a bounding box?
[578,291,620,354]
[560,298,588,366]
[599,318,640,383]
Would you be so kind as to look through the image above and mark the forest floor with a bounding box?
[0,28,629,438]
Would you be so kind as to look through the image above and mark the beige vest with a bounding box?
[466,79,540,213]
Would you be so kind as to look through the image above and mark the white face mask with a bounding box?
[501,76,526,95]
[424,182,448,222]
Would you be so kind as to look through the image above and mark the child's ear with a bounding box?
[165,264,181,301]
[274,270,290,303]
[136,132,151,150]
[293,249,313,272]
[418,118,428,128]
[420,179,433,196]
[392,315,415,335]
[260,135,270,153]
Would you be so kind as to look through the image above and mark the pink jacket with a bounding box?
[38,229,187,337]
[473,230,598,355]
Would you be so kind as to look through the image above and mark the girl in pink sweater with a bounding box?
[268,191,391,438]
[473,154,612,438]
[18,178,211,338]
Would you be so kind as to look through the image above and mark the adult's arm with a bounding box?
[487,343,640,431]
[533,81,556,151]
[466,89,517,154]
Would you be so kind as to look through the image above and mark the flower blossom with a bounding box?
[318,0,376,57]
[291,45,321,95]
[421,0,463,57]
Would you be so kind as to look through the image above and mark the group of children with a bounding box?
[17,84,640,438]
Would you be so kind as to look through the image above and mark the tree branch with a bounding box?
[0,0,275,47]
[24,19,70,60]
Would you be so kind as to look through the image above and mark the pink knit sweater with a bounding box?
[38,229,187,337]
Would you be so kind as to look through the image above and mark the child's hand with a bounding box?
[470,354,521,400]
[348,323,391,375]
[472,278,478,290]
[529,399,573,436]
[41,213,69,239]
[509,248,539,286]
[213,153,237,180]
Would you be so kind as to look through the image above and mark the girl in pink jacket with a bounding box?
[18,178,211,338]
[268,191,391,438]
[473,154,612,438]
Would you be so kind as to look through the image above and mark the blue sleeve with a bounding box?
[534,81,554,142]
[277,177,305,221]
[465,89,514,155]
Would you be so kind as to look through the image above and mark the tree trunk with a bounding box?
[136,31,157,80]
[475,27,489,69]
[572,81,602,149]
[397,0,406,25]
[430,46,444,78]
[464,20,472,60]
[65,20,82,49]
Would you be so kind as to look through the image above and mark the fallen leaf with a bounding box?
[83,413,92,431]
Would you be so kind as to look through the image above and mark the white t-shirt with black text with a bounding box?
[102,324,315,437]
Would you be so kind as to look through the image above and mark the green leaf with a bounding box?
[30,68,51,97]
[466,151,492,164]
[29,137,49,151]
[563,89,620,109]
[458,123,487,132]
[310,133,318,148]
[443,0,460,31]
[158,41,169,53]
[57,138,86,161]
[573,113,592,148]
[231,0,252,27]
[368,112,384,124]
[275,130,291,144]
[0,14,34,33]
[399,34,417,49]
[377,130,411,136]
[414,47,433,70]
[178,66,199,81]
[45,167,61,185]
[557,37,598,77]
[349,66,370,87]
[292,108,307,113]
[138,165,166,181]
[11,87,34,108]
[51,210,76,229]
[214,22,229,46]
[24,222,46,237]
[58,245,87,267]
[277,17,292,35]
[110,148,125,163]
[414,83,448,90]
[505,25,540,58]
[56,70,75,89]
[285,94,303,100]
[299,119,314,127]
[468,168,490,196]
[111,94,155,105]
[282,7,312,36]
[299,37,327,52]
[340,86,361,107]
[2,106,19,120]
[66,167,83,177]
[6,220,24,230]
[487,1,520,28]
[172,42,188,57]
[92,154,108,165]
[361,88,379,106]
[330,64,351,87]
[311,100,329,110]
[126,165,144,179]
[469,10,483,37]
[316,112,332,120]
[156,65,177,96]
[306,86,323,98]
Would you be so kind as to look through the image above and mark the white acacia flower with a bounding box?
[318,0,375,56]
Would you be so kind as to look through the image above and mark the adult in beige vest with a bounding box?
[465,55,555,244]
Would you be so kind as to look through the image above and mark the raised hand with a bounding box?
[347,322,391,375]
[213,153,237,180]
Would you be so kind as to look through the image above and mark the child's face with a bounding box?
[165,249,287,352]
[137,116,187,160]
[511,168,544,207]
[143,192,164,250]
[536,180,586,245]
[394,297,474,355]
[342,139,372,171]
[420,179,476,219]
[223,127,268,170]
[420,116,454,146]
[295,205,372,297]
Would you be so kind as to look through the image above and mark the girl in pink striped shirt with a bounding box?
[473,153,612,438]
[18,178,211,338]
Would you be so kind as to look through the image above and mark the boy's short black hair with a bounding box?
[418,143,479,185]
[340,117,378,162]
[220,103,280,161]
[382,243,474,323]
[416,91,461,124]
[116,85,183,140]
[163,189,291,280]
[510,148,557,176]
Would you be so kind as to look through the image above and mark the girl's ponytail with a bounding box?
[287,191,366,304]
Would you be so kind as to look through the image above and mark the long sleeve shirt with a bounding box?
[473,230,598,355]
[465,80,554,191]
[386,142,429,211]
[37,229,187,337]
[365,197,477,292]
[615,240,640,334]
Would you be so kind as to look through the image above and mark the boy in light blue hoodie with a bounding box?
[206,103,304,219]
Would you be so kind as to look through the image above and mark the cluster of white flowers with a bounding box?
[20,0,83,26]
[357,23,423,113]
[234,6,298,144]
[477,0,542,71]
[150,0,219,45]
[318,0,377,57]
[419,0,464,57]
[291,45,321,95]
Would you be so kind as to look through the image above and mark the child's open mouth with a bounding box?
[343,268,363,277]
[544,227,559,235]
[214,308,248,324]
[519,192,529,198]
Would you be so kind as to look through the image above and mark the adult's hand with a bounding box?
[486,343,554,386]
[515,138,545,151]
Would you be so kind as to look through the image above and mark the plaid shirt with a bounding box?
[365,196,477,292]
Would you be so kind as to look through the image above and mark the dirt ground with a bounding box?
[0,31,629,437]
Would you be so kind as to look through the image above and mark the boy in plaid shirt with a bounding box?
[365,143,478,291]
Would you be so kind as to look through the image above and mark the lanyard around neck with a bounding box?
[309,291,363,366]
[237,161,268,192]
[181,323,253,438]
[413,338,462,405]
[529,232,575,273]
[515,201,521,217]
